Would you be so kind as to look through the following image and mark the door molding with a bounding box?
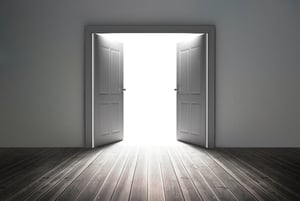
[85,25,216,148]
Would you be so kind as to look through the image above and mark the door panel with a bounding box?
[95,103,110,136]
[179,50,189,94]
[111,102,122,134]
[98,47,110,93]
[110,50,121,93]
[94,34,124,147]
[190,103,201,135]
[190,47,201,94]
[180,102,190,133]
[177,34,207,147]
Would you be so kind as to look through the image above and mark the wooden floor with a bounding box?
[0,142,300,201]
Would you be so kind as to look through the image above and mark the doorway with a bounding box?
[105,34,199,145]
[85,26,216,148]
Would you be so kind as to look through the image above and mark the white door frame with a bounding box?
[85,25,216,148]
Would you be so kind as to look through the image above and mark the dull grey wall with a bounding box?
[0,0,299,147]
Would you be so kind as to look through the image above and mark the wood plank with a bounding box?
[0,149,48,198]
[226,149,300,201]
[93,145,131,201]
[38,148,108,201]
[0,143,300,201]
[206,149,276,201]
[0,149,36,171]
[129,146,148,201]
[158,146,184,201]
[147,146,165,201]
[75,143,127,201]
[3,149,78,201]
[6,149,82,201]
[0,149,51,185]
[0,149,49,172]
[254,149,300,182]
[181,144,260,201]
[174,145,219,201]
[230,148,300,197]
[22,149,93,201]
[258,149,300,169]
[0,149,66,200]
[56,144,120,201]
[167,145,203,201]
[177,144,237,201]
[111,145,139,201]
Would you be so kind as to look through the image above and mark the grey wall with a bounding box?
[0,0,299,147]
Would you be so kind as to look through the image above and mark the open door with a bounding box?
[176,34,207,147]
[93,34,124,147]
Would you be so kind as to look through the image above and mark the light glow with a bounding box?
[101,34,200,145]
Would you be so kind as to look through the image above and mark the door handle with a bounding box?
[122,88,126,91]
[174,89,178,91]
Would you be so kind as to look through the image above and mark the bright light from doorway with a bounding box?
[103,34,199,145]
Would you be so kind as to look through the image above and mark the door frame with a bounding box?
[85,25,216,148]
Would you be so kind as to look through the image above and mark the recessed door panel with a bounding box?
[95,103,110,136]
[179,50,189,94]
[190,47,201,94]
[110,50,121,93]
[190,103,201,135]
[97,47,110,94]
[111,102,122,134]
[179,102,190,134]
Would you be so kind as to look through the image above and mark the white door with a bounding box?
[94,34,124,147]
[176,34,207,147]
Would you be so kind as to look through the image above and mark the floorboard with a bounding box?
[147,146,165,201]
[111,145,139,201]
[0,142,300,201]
[129,146,148,201]
[159,146,184,201]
